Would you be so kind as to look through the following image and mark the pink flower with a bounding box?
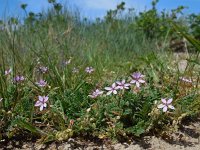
[116,79,130,90]
[14,75,25,83]
[157,98,175,112]
[85,67,94,74]
[179,77,192,83]
[35,96,49,111]
[88,89,104,98]
[5,68,12,76]
[65,59,71,65]
[38,66,48,73]
[130,72,145,88]
[72,67,79,73]
[105,83,118,95]
[36,79,47,87]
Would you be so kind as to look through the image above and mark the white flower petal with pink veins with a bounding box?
[157,104,165,108]
[124,84,130,89]
[138,79,145,83]
[136,81,140,88]
[167,98,173,104]
[161,98,167,104]
[39,96,43,102]
[130,80,136,84]
[40,105,44,111]
[163,106,168,112]
[43,96,49,102]
[112,83,117,88]
[116,86,123,90]
[168,105,175,110]
[121,79,126,84]
[113,90,117,94]
[35,101,42,106]
[43,103,47,108]
[106,91,112,95]
[96,89,104,95]
[105,87,112,91]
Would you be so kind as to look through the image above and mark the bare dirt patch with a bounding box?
[1,117,200,150]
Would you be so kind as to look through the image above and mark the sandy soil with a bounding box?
[0,117,200,150]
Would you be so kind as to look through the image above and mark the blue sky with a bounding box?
[0,0,200,20]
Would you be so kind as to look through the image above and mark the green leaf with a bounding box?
[15,119,46,135]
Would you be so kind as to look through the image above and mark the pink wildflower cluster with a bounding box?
[88,72,146,98]
[13,75,25,83]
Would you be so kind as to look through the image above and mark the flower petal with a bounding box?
[112,83,116,88]
[138,79,145,83]
[161,98,167,104]
[43,103,47,108]
[98,91,104,95]
[136,82,140,88]
[106,91,112,95]
[39,96,43,102]
[105,87,112,91]
[168,105,175,110]
[124,86,129,89]
[116,81,121,85]
[167,98,173,104]
[116,86,122,90]
[35,101,42,106]
[125,83,130,86]
[157,104,165,109]
[163,106,168,112]
[130,80,136,84]
[113,90,117,94]
[44,96,49,102]
[40,105,44,111]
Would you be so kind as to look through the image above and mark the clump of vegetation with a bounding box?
[0,0,199,143]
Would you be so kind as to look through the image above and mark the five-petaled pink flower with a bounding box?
[130,72,145,88]
[88,89,104,98]
[38,66,48,73]
[72,67,79,73]
[36,79,47,87]
[116,79,130,90]
[157,98,175,112]
[35,96,49,111]
[179,77,192,83]
[105,83,118,95]
[65,59,71,65]
[14,75,25,83]
[5,68,12,76]
[85,67,94,74]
